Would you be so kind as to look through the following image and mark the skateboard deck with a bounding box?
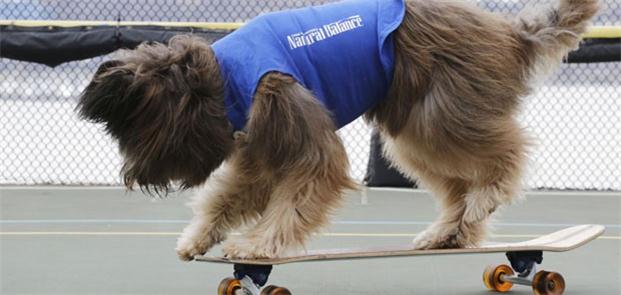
[196,224,604,265]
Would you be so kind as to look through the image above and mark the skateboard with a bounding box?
[195,224,604,295]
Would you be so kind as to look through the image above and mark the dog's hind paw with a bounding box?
[413,233,462,250]
[413,222,487,250]
[412,227,471,250]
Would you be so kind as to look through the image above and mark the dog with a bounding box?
[77,0,598,260]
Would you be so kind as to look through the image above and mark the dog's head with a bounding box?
[77,35,233,193]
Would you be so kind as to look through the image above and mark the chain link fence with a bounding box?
[1,0,619,190]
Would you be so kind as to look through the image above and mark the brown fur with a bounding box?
[177,73,356,259]
[77,0,598,259]
[365,0,597,249]
[77,36,232,193]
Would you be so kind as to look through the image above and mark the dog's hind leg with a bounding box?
[176,158,269,261]
[410,172,516,250]
[380,115,527,249]
[378,135,479,249]
[369,0,534,249]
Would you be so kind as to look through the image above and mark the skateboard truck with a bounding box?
[507,250,543,274]
[502,251,543,285]
[484,250,566,294]
[234,264,273,287]
[218,264,291,295]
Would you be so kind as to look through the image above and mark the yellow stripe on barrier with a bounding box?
[0,20,243,30]
[584,25,621,38]
[0,20,619,38]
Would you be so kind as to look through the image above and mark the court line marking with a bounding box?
[336,221,621,228]
[2,185,620,197]
[366,187,621,196]
[0,231,619,240]
[1,219,619,228]
[0,219,189,224]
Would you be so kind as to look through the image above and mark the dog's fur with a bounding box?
[77,0,598,260]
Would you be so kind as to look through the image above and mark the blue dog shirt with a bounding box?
[212,0,406,131]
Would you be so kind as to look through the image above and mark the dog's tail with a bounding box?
[514,0,599,75]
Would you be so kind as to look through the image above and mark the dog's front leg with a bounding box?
[220,73,356,259]
[221,176,347,259]
[176,159,261,261]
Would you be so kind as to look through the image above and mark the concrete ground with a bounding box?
[1,187,619,295]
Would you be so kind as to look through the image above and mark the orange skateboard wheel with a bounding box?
[533,271,565,295]
[260,285,292,295]
[218,277,242,295]
[483,264,515,292]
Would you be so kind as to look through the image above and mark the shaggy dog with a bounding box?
[77,0,598,260]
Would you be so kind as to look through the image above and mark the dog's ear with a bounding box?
[76,60,135,135]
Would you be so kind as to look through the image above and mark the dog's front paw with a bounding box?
[176,235,209,261]
[221,237,284,259]
[176,226,221,261]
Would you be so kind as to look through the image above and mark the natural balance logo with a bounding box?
[286,15,364,49]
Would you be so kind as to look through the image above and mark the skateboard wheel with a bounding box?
[483,264,514,292]
[532,271,565,295]
[218,277,241,295]
[260,285,292,295]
